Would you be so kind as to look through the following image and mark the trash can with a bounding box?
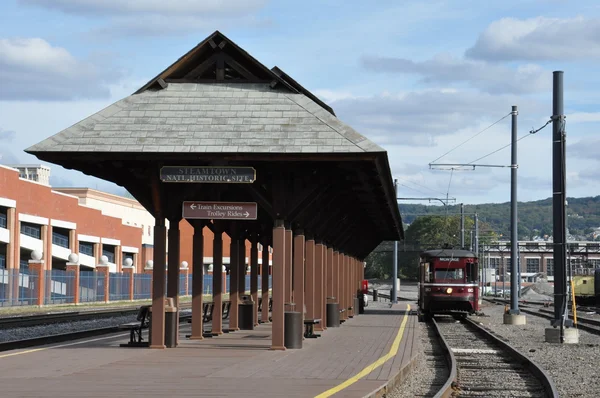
[358,290,365,314]
[148,297,178,348]
[239,295,255,330]
[284,303,302,349]
[373,289,378,302]
[165,300,178,348]
[326,296,339,328]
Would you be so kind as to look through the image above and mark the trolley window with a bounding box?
[466,262,477,282]
[434,268,464,280]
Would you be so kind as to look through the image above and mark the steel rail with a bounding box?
[0,302,193,329]
[0,312,193,353]
[461,317,558,397]
[520,308,600,336]
[431,318,458,398]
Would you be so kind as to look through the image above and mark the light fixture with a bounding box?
[446,287,453,294]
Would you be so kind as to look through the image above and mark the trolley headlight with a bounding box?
[467,288,474,293]
[446,287,453,294]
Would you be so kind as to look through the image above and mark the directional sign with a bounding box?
[161,166,256,183]
[182,201,258,220]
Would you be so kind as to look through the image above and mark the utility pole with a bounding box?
[546,71,577,343]
[392,179,398,304]
[504,105,526,324]
[460,203,465,249]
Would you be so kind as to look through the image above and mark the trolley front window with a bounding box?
[434,269,464,280]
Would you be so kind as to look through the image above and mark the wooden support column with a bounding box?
[314,243,325,330]
[293,230,305,332]
[238,238,246,295]
[212,226,224,336]
[284,228,292,305]
[167,220,180,346]
[229,230,240,332]
[331,250,338,308]
[189,221,205,340]
[150,219,167,349]
[261,239,270,323]
[305,238,315,321]
[250,235,259,326]
[271,220,286,351]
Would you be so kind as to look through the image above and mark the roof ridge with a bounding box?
[282,93,387,153]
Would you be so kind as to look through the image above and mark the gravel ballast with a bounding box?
[472,302,600,398]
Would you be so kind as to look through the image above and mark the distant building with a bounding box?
[4,164,51,186]
[482,240,600,282]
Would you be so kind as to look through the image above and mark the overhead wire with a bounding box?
[430,112,512,165]
[466,117,554,165]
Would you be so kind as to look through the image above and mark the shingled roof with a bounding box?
[26,31,384,155]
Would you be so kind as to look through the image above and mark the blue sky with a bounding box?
[1,0,599,205]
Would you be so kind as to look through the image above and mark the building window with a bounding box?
[490,257,500,271]
[79,242,94,256]
[589,259,600,268]
[258,243,263,252]
[21,222,41,239]
[0,210,6,229]
[20,258,28,269]
[102,245,115,263]
[526,258,540,273]
[546,259,554,276]
[52,229,69,248]
[0,253,5,269]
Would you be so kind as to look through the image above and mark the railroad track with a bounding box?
[434,315,557,397]
[484,297,600,336]
[0,312,193,353]
[0,302,192,329]
[519,308,600,336]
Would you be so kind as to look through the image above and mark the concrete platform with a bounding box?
[0,303,418,398]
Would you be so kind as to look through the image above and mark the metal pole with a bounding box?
[551,71,568,338]
[509,105,520,315]
[460,203,465,249]
[474,213,479,258]
[392,179,398,304]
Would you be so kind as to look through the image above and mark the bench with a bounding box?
[304,319,321,338]
[119,305,151,347]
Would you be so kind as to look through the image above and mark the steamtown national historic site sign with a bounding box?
[160,166,256,183]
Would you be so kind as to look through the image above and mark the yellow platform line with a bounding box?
[315,304,411,398]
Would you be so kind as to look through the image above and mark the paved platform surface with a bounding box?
[0,303,418,398]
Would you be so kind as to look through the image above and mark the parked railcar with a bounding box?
[417,248,480,321]
[572,269,600,305]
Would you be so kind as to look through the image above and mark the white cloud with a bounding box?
[361,53,550,94]
[19,0,267,16]
[466,16,600,61]
[0,38,116,100]
[568,112,600,123]
[328,88,538,146]
[20,0,270,37]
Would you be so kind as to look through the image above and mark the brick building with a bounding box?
[0,164,271,276]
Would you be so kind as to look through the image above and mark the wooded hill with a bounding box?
[399,195,600,240]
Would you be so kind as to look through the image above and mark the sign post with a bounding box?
[182,201,258,220]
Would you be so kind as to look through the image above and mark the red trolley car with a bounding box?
[417,248,480,321]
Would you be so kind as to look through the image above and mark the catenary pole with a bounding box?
[460,203,465,249]
[551,71,568,340]
[392,179,398,304]
[509,105,520,315]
